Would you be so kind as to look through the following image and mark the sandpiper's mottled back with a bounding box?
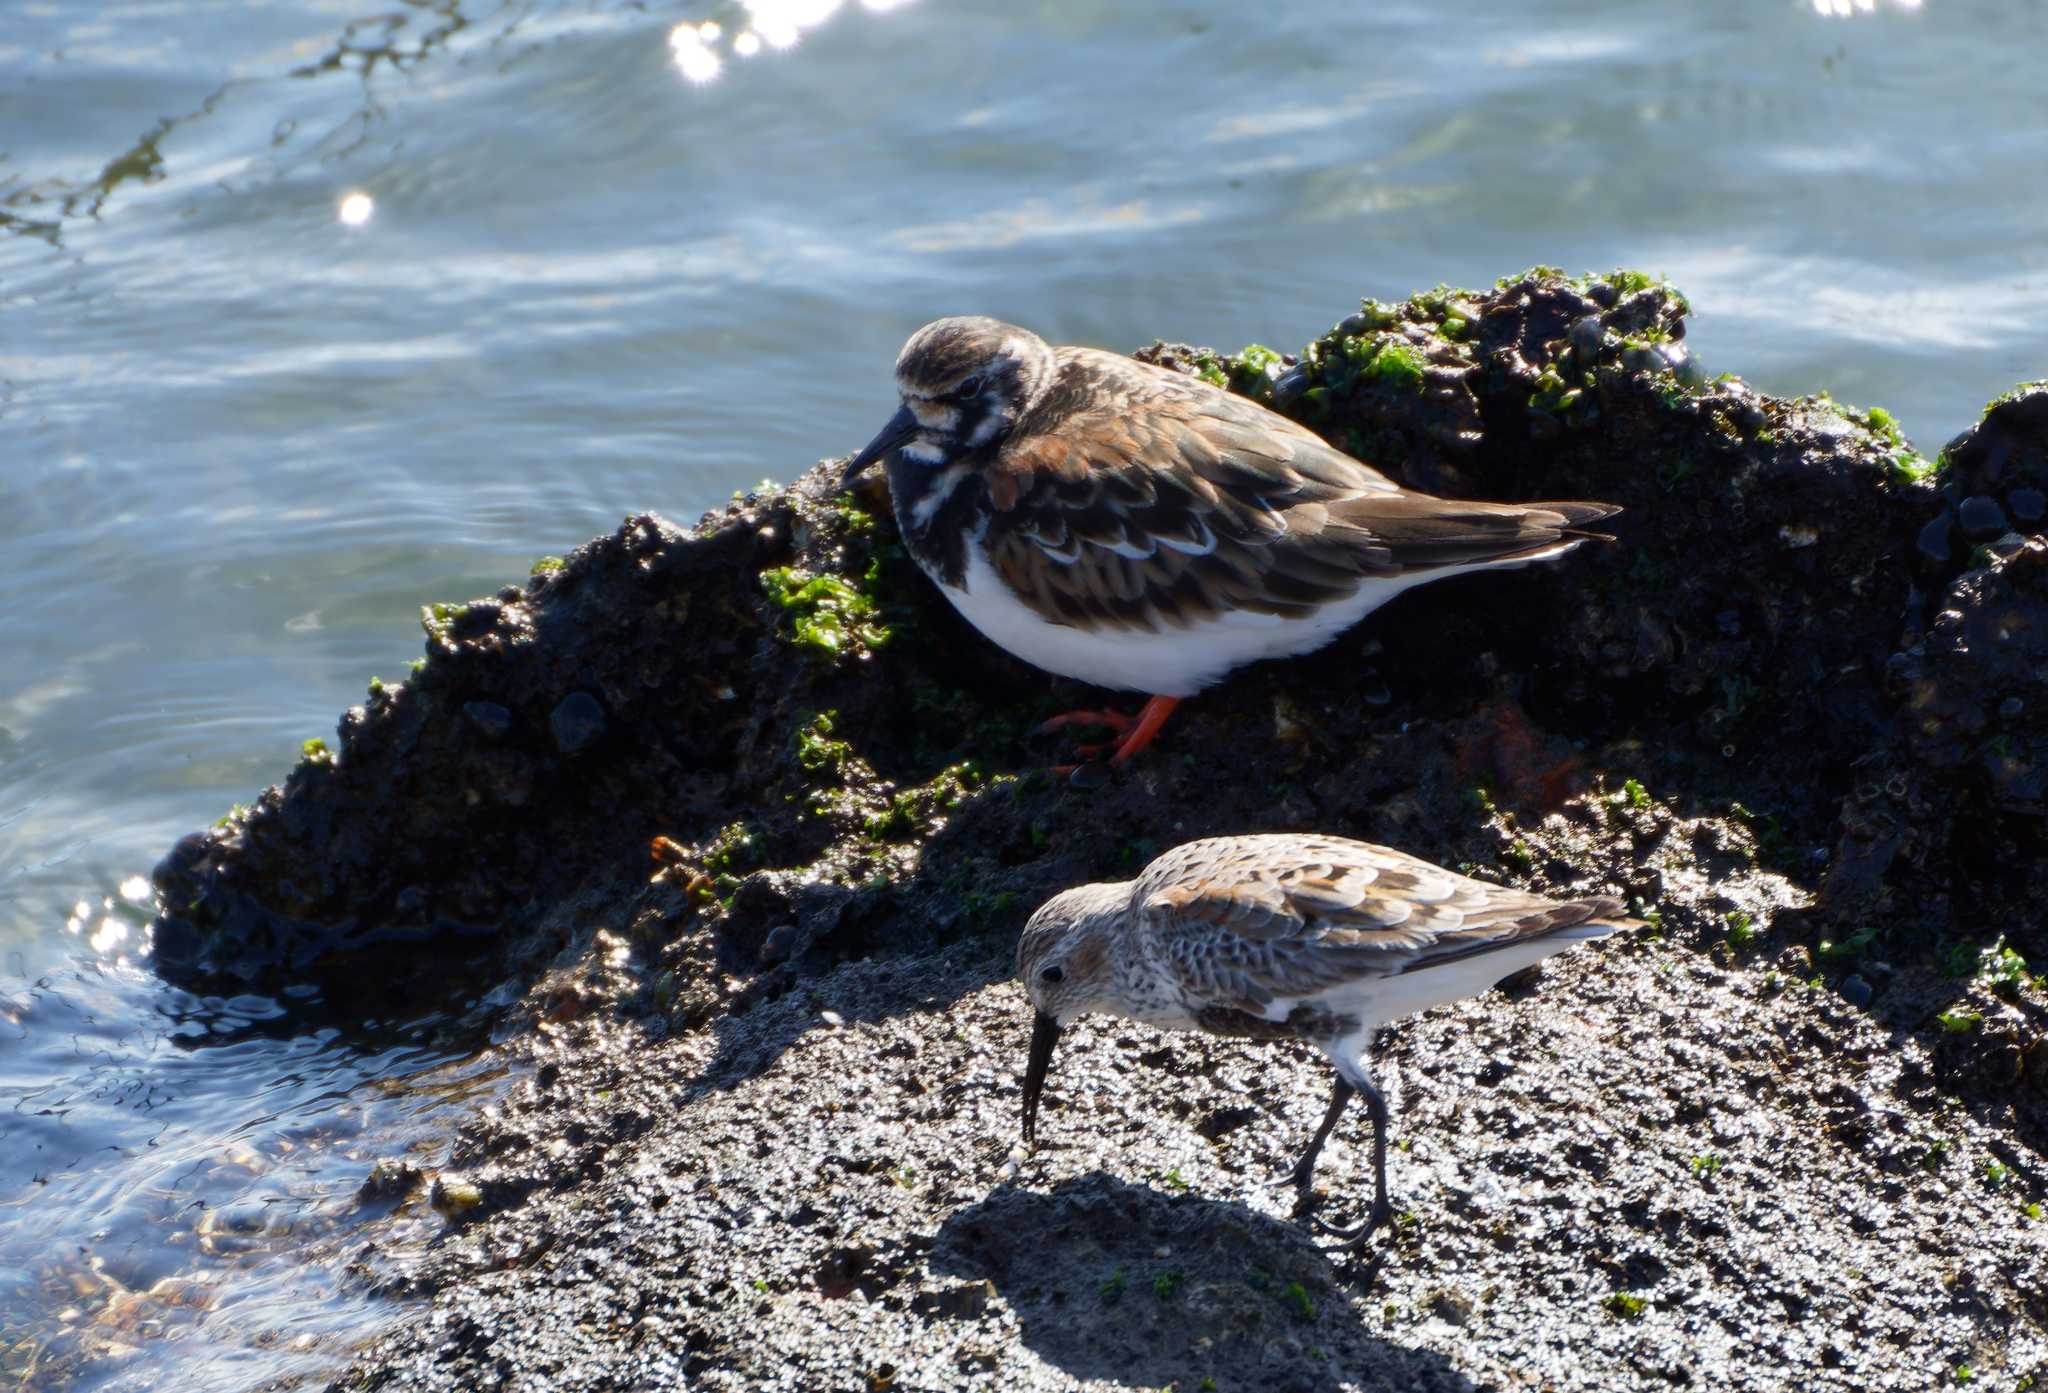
[842,318,1621,781]
[1015,832,1640,1249]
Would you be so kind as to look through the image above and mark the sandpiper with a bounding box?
[1016,833,1638,1248]
[841,317,1620,780]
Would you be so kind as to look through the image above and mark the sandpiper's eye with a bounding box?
[1039,964,1064,985]
[953,374,984,400]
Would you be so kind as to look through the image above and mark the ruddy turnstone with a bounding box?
[1016,833,1638,1248]
[841,317,1620,780]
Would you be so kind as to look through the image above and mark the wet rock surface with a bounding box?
[139,273,2047,1389]
[338,935,2043,1391]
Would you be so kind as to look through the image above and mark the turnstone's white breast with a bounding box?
[842,317,1620,779]
[1015,832,1640,1249]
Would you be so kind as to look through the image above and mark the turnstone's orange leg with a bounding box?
[1106,695,1180,765]
[1044,696,1182,785]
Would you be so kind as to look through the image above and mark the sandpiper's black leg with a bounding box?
[1271,1077,1354,1199]
[1311,1075,1394,1250]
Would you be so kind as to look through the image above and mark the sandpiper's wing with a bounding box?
[981,349,1618,631]
[1132,834,1633,1013]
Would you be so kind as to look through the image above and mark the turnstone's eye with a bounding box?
[953,374,984,400]
[1039,964,1064,985]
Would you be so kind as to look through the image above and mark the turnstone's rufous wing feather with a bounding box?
[1132,835,1627,1012]
[983,349,1616,631]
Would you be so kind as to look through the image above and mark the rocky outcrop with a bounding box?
[141,272,2047,1391]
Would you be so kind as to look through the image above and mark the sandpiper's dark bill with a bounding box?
[1021,1010,1060,1144]
[843,316,1621,781]
[1014,833,1640,1250]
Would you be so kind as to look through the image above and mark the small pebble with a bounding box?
[1838,974,1874,1009]
[549,691,607,754]
[463,700,513,740]
[1914,514,1954,565]
[1659,342,1700,384]
[2008,487,2045,524]
[760,923,803,965]
[1957,494,2011,539]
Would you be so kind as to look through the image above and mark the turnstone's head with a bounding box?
[840,316,1057,486]
[1016,879,1126,1143]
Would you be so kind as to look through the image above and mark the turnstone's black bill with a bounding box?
[842,317,1621,781]
[1016,833,1638,1250]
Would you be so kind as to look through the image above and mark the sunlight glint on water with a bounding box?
[3,0,2043,1385]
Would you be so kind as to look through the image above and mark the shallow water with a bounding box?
[3,0,2044,1385]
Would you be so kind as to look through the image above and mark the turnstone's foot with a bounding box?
[1037,695,1181,782]
[1049,759,1112,789]
[1031,708,1139,737]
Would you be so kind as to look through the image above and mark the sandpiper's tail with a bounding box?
[1529,498,1624,536]
[1541,894,1646,942]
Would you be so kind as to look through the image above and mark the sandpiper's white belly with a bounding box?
[1286,922,1614,1025]
[939,540,1571,696]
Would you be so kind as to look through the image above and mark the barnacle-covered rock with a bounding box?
[1892,538,2048,813]
[1914,381,2048,581]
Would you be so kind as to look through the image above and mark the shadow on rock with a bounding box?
[932,1172,1474,1393]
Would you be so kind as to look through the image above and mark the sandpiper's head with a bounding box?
[840,317,1057,487]
[1016,878,1127,1144]
[1017,880,1126,1022]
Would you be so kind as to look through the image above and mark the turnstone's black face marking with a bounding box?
[841,317,1622,778]
[842,317,1059,583]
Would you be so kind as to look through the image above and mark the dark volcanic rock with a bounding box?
[1895,538,2048,815]
[1833,539,2048,983]
[1821,387,2048,968]
[1918,381,2048,583]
